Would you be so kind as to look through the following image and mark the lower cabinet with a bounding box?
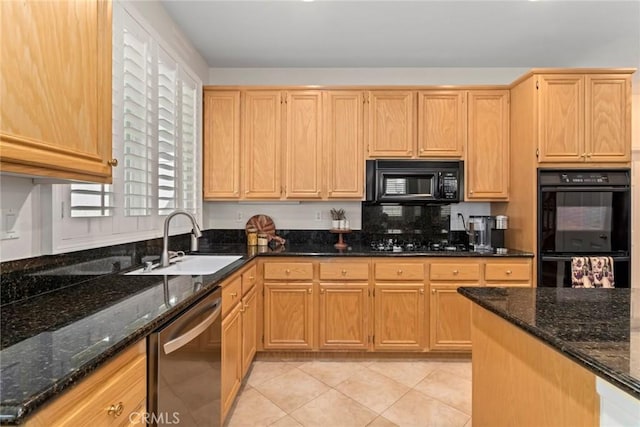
[429,284,479,351]
[24,341,146,427]
[241,285,258,376]
[374,283,425,351]
[221,303,242,421]
[319,282,369,350]
[263,282,314,349]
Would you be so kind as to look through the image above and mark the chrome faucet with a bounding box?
[159,210,203,268]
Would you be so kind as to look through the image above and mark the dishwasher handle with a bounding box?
[163,303,221,355]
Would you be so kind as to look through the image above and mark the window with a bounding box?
[51,2,202,253]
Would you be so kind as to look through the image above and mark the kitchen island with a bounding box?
[458,287,639,427]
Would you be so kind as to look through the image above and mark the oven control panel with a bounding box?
[560,173,609,184]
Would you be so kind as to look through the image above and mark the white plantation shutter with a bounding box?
[157,48,178,215]
[69,184,114,217]
[121,19,153,217]
[180,72,198,214]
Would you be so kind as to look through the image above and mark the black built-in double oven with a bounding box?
[537,169,631,287]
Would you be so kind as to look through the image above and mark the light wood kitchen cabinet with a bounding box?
[324,91,365,198]
[429,284,478,351]
[242,91,283,199]
[373,259,425,351]
[221,302,243,421]
[466,90,510,200]
[374,282,425,350]
[24,341,145,427]
[0,0,113,183]
[319,283,369,350]
[241,285,258,377]
[428,260,481,351]
[537,73,631,163]
[417,90,466,158]
[285,91,323,199]
[367,91,416,158]
[203,90,241,199]
[263,282,314,349]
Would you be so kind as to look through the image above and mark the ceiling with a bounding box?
[160,0,640,68]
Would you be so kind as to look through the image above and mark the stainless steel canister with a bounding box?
[495,215,508,230]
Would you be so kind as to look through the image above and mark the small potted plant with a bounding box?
[330,209,345,229]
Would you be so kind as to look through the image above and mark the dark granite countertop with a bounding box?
[458,287,640,400]
[0,245,532,424]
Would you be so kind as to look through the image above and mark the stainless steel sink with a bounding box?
[125,255,242,276]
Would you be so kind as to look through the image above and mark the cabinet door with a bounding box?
[319,283,369,350]
[537,75,585,162]
[241,286,257,378]
[221,304,243,422]
[242,91,283,199]
[429,284,478,351]
[285,91,323,199]
[417,90,466,158]
[0,0,112,182]
[374,283,424,350]
[263,283,314,349]
[585,75,631,162]
[203,90,241,199]
[466,90,509,200]
[367,91,415,157]
[324,91,364,199]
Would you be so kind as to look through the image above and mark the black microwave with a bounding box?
[365,160,463,204]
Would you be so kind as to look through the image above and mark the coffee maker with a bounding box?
[467,215,508,252]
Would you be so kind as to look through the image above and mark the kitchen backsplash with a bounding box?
[203,201,489,231]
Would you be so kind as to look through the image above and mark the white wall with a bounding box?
[208,67,529,86]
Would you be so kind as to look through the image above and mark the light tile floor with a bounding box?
[225,359,472,427]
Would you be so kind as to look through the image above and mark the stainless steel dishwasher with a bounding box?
[148,286,222,427]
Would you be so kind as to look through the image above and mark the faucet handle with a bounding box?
[143,261,154,272]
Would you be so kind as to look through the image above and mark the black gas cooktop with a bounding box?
[368,239,469,253]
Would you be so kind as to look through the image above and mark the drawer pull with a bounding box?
[230,292,237,297]
[108,402,124,417]
[108,158,119,167]
[506,270,513,275]
[420,289,424,295]
[397,269,403,275]
[308,289,312,294]
[431,289,436,294]
[453,270,459,275]
[286,269,291,274]
[341,269,347,276]
[320,289,325,294]
[249,276,255,282]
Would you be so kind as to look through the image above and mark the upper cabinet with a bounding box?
[242,91,283,199]
[284,91,323,199]
[417,90,466,158]
[203,90,241,198]
[324,91,364,198]
[537,73,631,163]
[367,91,416,158]
[466,90,510,200]
[0,0,113,183]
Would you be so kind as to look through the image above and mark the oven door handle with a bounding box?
[541,186,628,192]
[163,303,222,355]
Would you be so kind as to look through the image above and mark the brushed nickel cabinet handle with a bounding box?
[108,158,118,167]
[108,402,124,417]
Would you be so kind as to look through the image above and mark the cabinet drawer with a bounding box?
[320,262,369,280]
[25,343,146,427]
[374,263,424,281]
[242,264,257,295]
[485,262,531,281]
[222,276,243,317]
[430,263,480,281]
[264,262,313,280]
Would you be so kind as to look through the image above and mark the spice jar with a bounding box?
[246,227,258,246]
[257,233,268,247]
